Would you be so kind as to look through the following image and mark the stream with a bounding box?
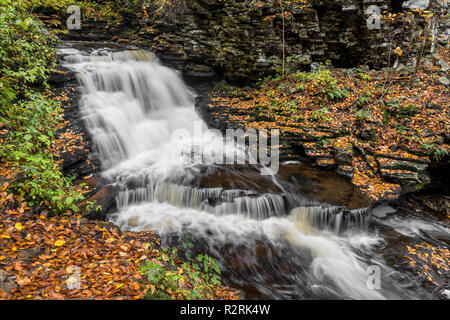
[59,42,449,300]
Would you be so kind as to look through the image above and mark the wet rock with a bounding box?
[118,8,138,27]
[81,185,118,221]
[0,270,14,295]
[310,62,321,72]
[60,147,91,178]
[48,67,76,87]
[440,289,450,300]
[370,205,397,218]
[127,216,140,228]
[334,144,353,166]
[358,128,376,141]
[378,158,428,173]
[40,1,446,84]
[184,64,215,78]
[380,169,430,185]
[336,165,354,180]
[402,0,431,10]
[445,133,450,144]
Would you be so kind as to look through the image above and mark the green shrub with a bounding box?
[355,91,372,108]
[141,245,223,300]
[0,1,83,213]
[0,0,57,104]
[354,108,371,121]
[420,142,449,162]
[294,66,348,103]
[0,93,84,213]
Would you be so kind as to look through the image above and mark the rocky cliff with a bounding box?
[135,0,448,82]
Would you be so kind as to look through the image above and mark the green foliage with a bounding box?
[293,66,348,103]
[420,142,449,162]
[397,104,417,117]
[0,94,84,213]
[140,243,223,300]
[85,200,102,213]
[0,0,57,103]
[357,72,371,80]
[311,107,329,121]
[385,98,402,109]
[112,0,144,9]
[382,110,390,126]
[354,108,371,121]
[0,1,83,214]
[355,91,372,108]
[257,72,282,86]
[24,0,72,13]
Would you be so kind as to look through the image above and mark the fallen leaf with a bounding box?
[15,223,24,231]
[54,240,66,247]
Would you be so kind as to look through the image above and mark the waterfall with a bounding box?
[291,206,369,234]
[61,44,435,300]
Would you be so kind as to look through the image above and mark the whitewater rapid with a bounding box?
[61,44,445,300]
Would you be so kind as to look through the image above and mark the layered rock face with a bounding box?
[137,0,448,82]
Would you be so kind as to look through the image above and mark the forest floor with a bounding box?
[207,48,449,203]
[0,87,239,301]
[1,0,448,300]
[0,0,240,301]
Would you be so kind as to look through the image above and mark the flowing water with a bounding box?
[60,43,449,300]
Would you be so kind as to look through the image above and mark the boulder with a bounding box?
[370,205,397,218]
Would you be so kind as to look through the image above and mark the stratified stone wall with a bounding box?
[137,0,448,82]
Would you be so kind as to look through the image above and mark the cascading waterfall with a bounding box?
[61,44,443,299]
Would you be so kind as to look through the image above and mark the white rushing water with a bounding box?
[62,45,432,299]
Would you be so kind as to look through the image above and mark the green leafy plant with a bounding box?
[0,1,57,103]
[0,94,84,213]
[397,104,417,117]
[420,143,449,162]
[140,244,223,300]
[355,91,373,108]
[311,107,329,121]
[293,66,348,103]
[354,108,371,121]
[0,1,83,214]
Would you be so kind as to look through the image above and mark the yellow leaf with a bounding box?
[95,226,107,232]
[116,283,124,289]
[393,47,403,56]
[15,222,24,231]
[54,240,66,247]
